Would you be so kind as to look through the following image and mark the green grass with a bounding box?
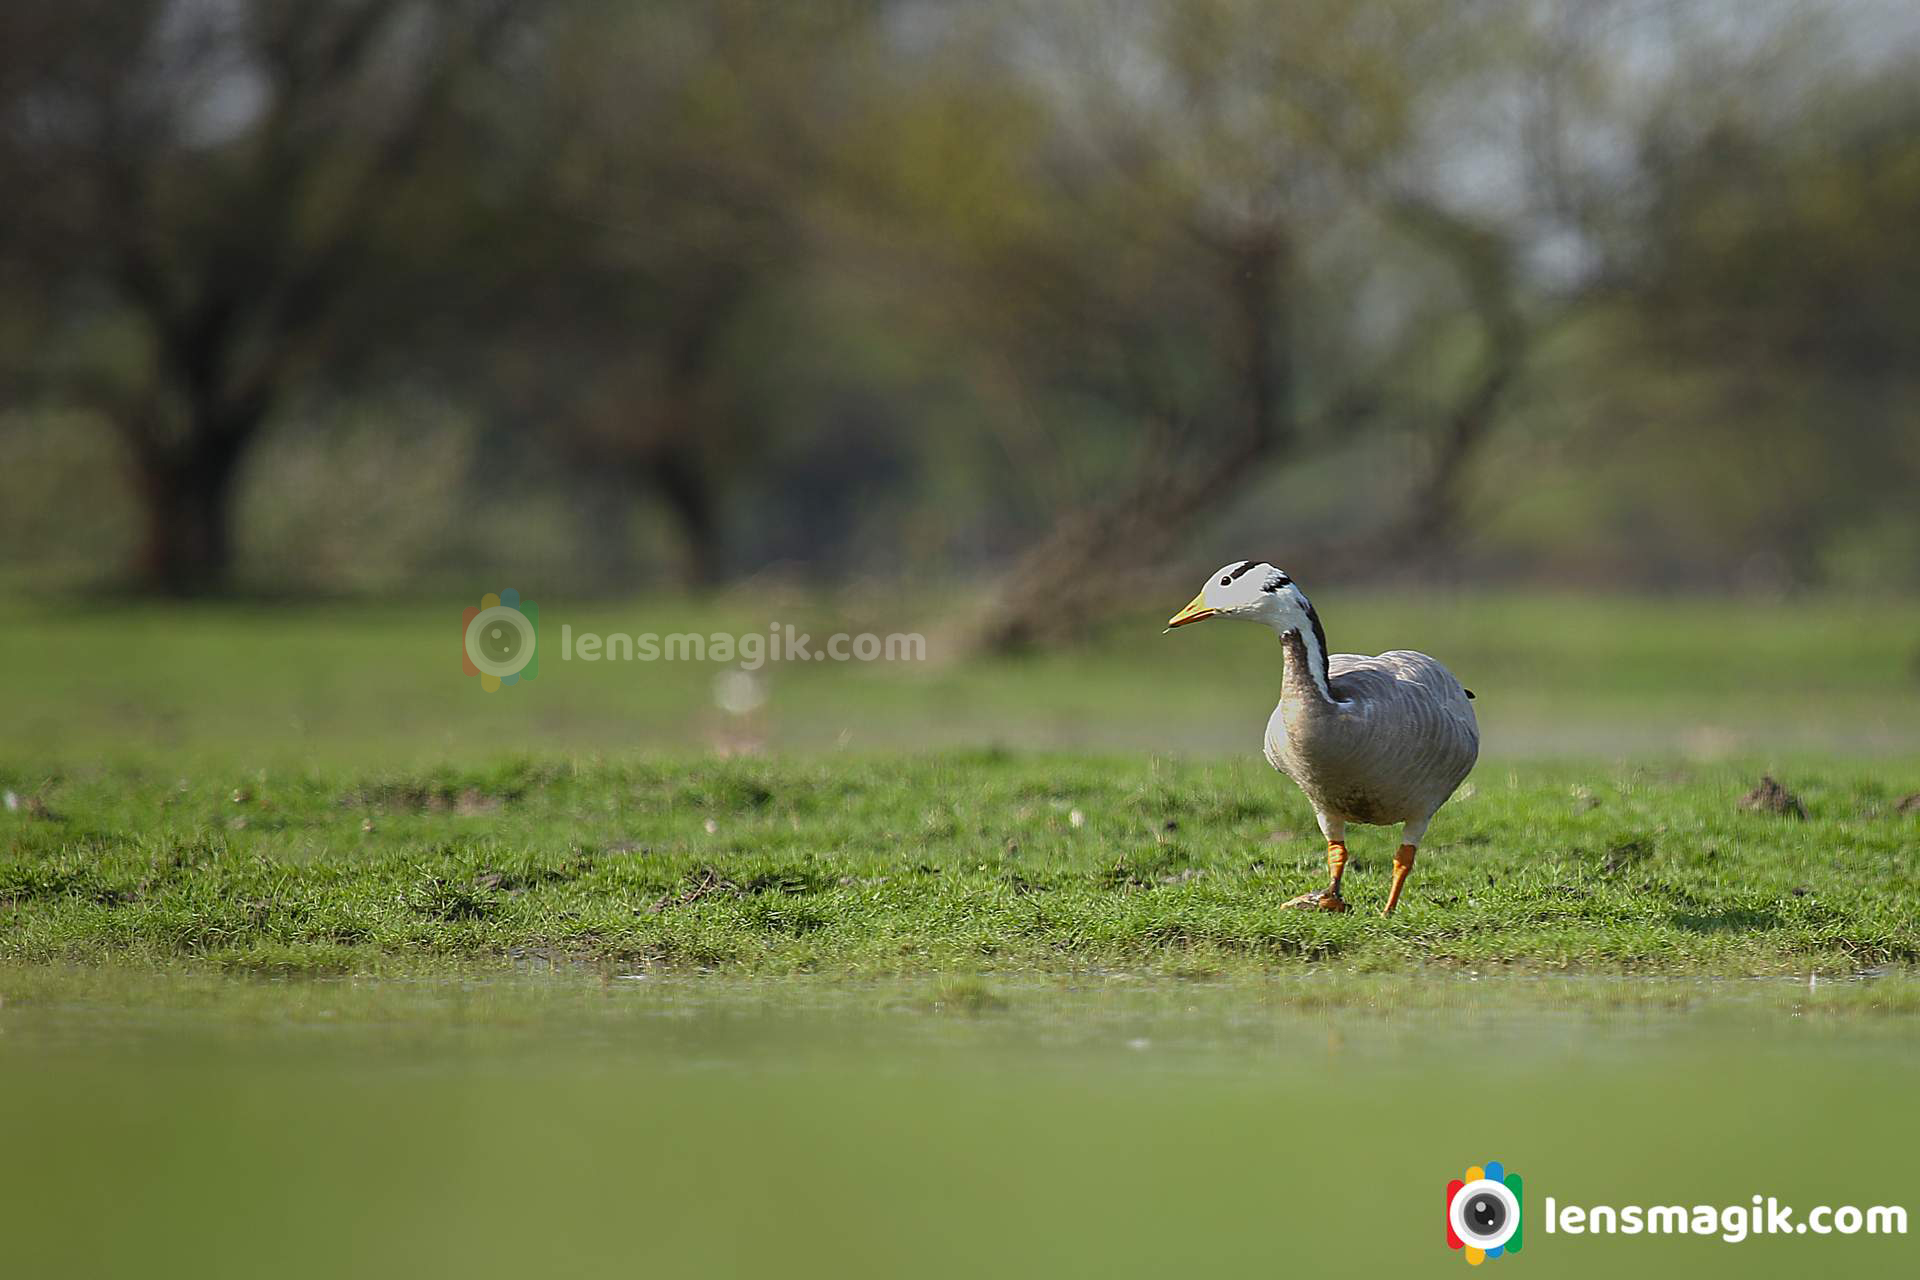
[5,753,1915,976]
[5,589,1920,765]
[7,590,1918,977]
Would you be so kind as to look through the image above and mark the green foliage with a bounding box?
[6,1,1916,594]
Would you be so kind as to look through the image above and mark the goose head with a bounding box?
[1164,560,1307,633]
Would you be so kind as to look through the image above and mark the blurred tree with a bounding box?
[2,0,1912,603]
[1463,7,1920,591]
[0,0,519,595]
[469,0,892,589]
[829,0,1544,647]
[1614,70,1920,585]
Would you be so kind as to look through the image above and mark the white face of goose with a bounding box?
[1165,560,1308,632]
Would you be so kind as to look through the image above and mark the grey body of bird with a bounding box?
[1264,630,1479,833]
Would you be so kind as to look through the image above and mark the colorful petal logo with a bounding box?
[1447,1161,1523,1264]
[461,590,538,692]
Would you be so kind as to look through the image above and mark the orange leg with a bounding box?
[1283,840,1351,912]
[1327,839,1349,892]
[1382,844,1417,916]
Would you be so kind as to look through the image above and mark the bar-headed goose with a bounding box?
[1166,560,1478,915]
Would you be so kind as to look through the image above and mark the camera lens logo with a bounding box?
[1446,1161,1523,1264]
[461,589,538,692]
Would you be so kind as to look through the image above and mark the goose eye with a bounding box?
[1219,576,1232,586]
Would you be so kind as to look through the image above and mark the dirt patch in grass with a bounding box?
[1100,846,1195,890]
[648,867,740,914]
[1739,775,1807,818]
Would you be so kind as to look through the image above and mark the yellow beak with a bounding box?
[1164,591,1218,631]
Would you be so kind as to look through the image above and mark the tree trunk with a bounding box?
[967,230,1292,652]
[1349,196,1528,573]
[133,428,249,598]
[647,444,721,589]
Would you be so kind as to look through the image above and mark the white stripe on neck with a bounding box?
[1292,622,1333,701]
[1266,583,1333,702]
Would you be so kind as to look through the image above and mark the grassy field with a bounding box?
[5,590,1918,977]
[6,592,1919,1278]
[6,589,1920,764]
[4,754,1915,976]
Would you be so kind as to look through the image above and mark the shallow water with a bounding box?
[1,969,1914,1278]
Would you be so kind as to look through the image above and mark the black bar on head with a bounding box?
[1226,560,1259,581]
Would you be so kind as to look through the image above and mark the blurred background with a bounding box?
[3,17,1917,1271]
[4,0,1918,760]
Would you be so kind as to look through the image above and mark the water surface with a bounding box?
[2,969,1914,1277]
